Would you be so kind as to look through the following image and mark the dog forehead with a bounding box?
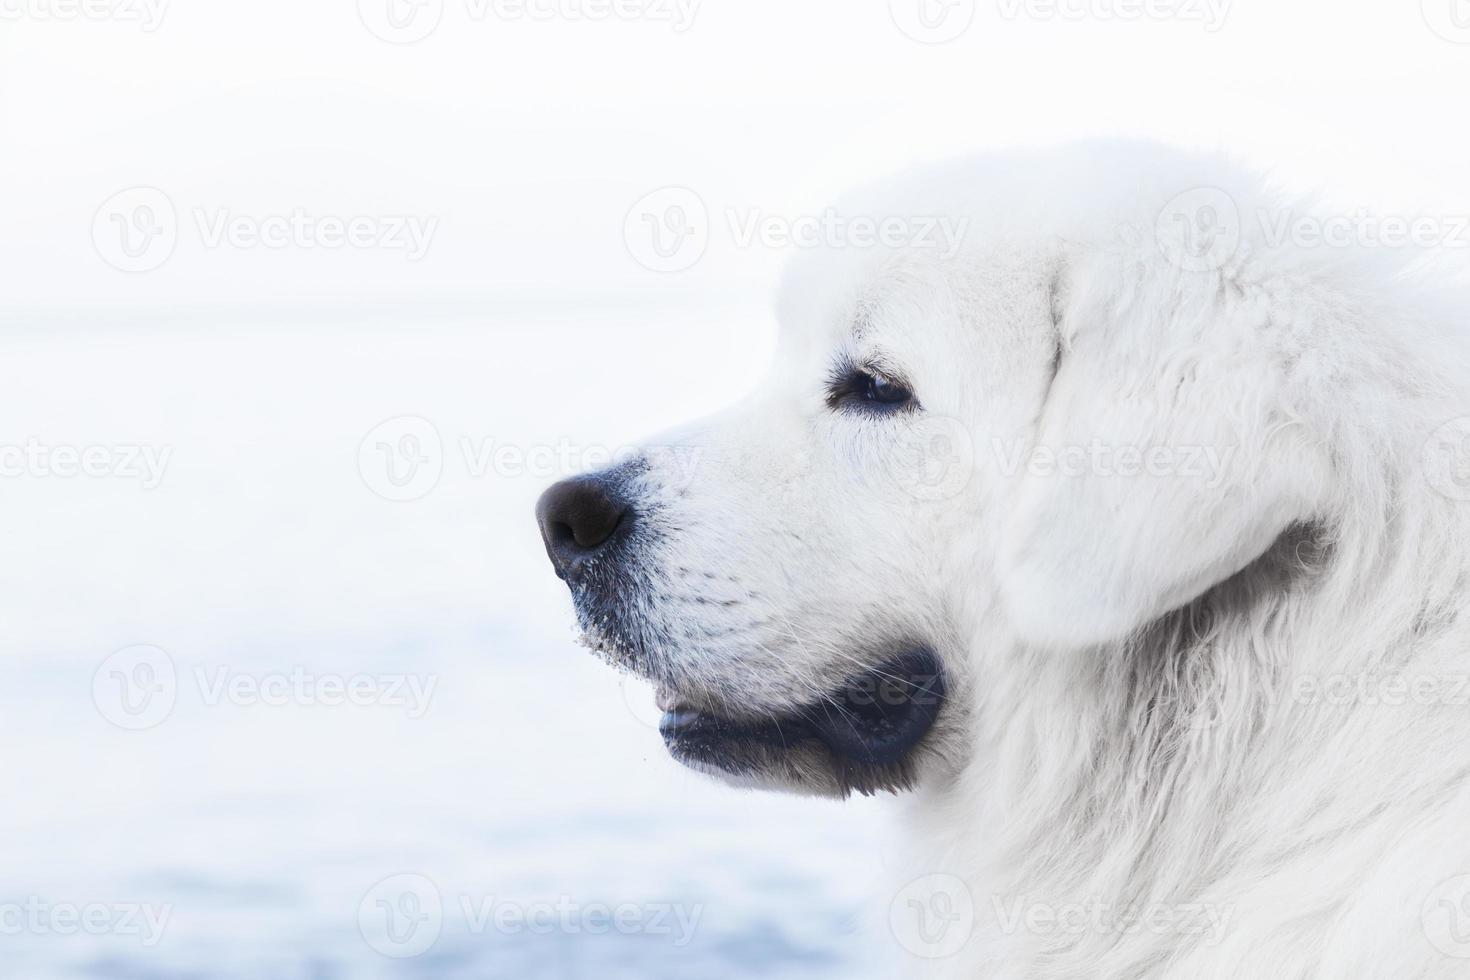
[775,242,954,356]
[774,241,1036,377]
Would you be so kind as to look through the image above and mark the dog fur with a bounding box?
[568,141,1470,977]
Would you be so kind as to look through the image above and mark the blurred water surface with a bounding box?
[0,304,900,978]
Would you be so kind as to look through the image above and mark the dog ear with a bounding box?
[996,249,1333,649]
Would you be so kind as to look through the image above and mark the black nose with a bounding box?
[536,475,631,579]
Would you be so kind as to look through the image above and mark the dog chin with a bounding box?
[568,585,948,796]
[654,649,948,798]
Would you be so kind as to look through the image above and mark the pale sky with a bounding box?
[3,0,1469,310]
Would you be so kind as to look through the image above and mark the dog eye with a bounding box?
[863,373,911,405]
[826,367,915,413]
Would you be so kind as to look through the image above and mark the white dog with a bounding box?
[536,141,1470,978]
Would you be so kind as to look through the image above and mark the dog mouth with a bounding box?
[563,556,948,794]
[655,649,946,788]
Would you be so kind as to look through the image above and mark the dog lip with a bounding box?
[658,708,701,733]
[805,648,946,768]
[658,707,738,737]
[657,648,946,774]
[658,704,812,745]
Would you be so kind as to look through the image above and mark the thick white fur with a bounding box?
[627,142,1470,977]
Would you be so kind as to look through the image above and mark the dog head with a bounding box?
[537,144,1334,797]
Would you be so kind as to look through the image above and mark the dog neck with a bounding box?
[909,493,1470,973]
